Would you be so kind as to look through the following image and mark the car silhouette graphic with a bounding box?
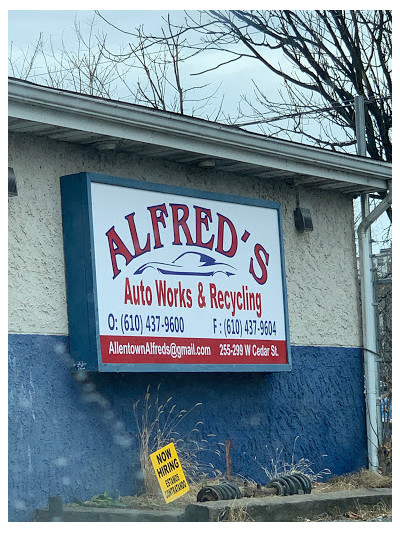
[133,251,237,277]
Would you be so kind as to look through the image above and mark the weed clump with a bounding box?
[317,468,392,492]
[133,384,221,497]
[249,435,331,483]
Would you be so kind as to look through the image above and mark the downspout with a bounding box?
[354,95,392,471]
[357,184,392,472]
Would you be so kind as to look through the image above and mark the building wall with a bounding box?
[8,132,366,521]
[8,132,361,346]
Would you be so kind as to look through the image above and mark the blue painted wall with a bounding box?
[8,333,367,521]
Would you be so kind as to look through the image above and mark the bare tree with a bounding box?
[9,15,124,99]
[155,10,391,161]
[98,14,223,117]
[372,246,392,474]
[9,11,392,158]
[8,12,224,119]
[9,33,45,81]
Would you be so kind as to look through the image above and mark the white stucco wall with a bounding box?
[8,132,361,346]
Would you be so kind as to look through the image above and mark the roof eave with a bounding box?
[8,78,391,191]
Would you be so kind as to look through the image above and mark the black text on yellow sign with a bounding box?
[150,442,189,503]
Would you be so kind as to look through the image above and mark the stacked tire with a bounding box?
[266,473,312,495]
[197,481,242,502]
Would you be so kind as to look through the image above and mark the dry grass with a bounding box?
[251,435,331,482]
[217,500,255,522]
[313,468,392,493]
[121,477,223,510]
[133,384,222,497]
[296,501,392,522]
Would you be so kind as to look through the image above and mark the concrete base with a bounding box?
[33,488,391,522]
[184,488,392,522]
[34,506,184,522]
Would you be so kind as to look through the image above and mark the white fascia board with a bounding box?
[8,79,391,189]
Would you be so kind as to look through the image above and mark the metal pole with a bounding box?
[354,94,380,471]
[354,95,367,157]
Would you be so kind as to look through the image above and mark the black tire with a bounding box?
[293,473,312,494]
[287,474,302,494]
[216,484,231,500]
[290,474,307,494]
[224,482,242,499]
[220,483,236,500]
[197,487,218,502]
[267,477,288,496]
[268,481,284,496]
[281,475,297,495]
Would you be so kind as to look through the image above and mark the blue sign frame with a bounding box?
[61,172,292,372]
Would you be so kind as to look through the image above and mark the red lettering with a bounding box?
[249,243,269,285]
[170,204,194,245]
[209,283,217,308]
[148,203,168,249]
[155,279,167,306]
[194,206,214,249]
[105,226,134,279]
[217,290,224,308]
[124,277,133,304]
[107,204,243,280]
[125,212,151,257]
[186,288,193,308]
[215,213,238,257]
[155,279,192,308]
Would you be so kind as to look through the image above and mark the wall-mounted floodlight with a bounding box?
[8,167,18,197]
[91,140,118,151]
[198,159,216,168]
[294,189,313,231]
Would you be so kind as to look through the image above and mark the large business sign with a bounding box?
[61,172,291,372]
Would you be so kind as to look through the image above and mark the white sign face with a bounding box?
[90,181,289,368]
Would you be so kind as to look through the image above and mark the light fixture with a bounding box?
[8,167,18,197]
[294,189,313,231]
[198,159,215,168]
[92,140,118,151]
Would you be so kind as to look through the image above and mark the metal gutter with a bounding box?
[354,95,391,472]
[8,78,391,190]
[357,187,392,472]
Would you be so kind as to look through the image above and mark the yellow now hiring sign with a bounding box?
[150,442,189,503]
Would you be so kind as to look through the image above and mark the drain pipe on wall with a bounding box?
[355,95,392,471]
[357,185,392,472]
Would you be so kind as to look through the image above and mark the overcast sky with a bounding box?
[8,8,289,123]
[8,10,178,46]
